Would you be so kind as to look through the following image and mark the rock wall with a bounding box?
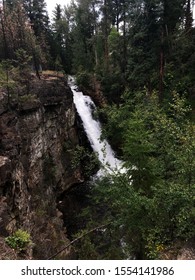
[0,77,84,259]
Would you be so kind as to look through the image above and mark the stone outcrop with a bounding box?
[0,77,84,259]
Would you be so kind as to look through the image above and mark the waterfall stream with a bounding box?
[68,77,123,176]
[67,77,131,258]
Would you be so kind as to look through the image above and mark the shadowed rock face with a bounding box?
[0,77,84,259]
[0,157,11,188]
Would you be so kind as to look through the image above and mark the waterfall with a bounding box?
[68,77,131,259]
[68,77,124,176]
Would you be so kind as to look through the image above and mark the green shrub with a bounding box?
[71,145,99,177]
[76,71,91,89]
[5,229,31,251]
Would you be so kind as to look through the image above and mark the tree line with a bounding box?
[0,1,194,98]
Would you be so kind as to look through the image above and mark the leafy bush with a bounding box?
[71,145,99,177]
[5,229,31,251]
[76,71,91,89]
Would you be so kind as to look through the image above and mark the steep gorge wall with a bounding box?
[0,77,84,259]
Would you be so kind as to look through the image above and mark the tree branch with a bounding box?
[47,223,110,260]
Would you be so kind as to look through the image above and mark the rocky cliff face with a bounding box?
[0,76,84,259]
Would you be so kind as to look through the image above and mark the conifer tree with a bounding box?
[23,0,49,37]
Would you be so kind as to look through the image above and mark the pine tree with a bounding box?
[23,0,49,37]
[71,0,97,72]
[52,4,67,71]
[22,0,50,67]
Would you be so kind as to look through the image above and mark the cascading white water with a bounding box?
[69,77,130,258]
[68,77,123,175]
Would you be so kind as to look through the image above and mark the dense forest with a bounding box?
[0,0,195,259]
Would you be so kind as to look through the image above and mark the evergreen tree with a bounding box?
[0,1,42,77]
[23,0,49,37]
[22,0,50,67]
[51,4,70,72]
[71,0,97,72]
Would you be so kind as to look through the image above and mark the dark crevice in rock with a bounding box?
[57,182,90,239]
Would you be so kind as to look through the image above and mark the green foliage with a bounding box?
[1,0,194,96]
[76,70,91,89]
[0,60,17,106]
[5,229,32,251]
[0,53,41,110]
[15,49,32,68]
[0,60,15,88]
[0,2,42,63]
[23,0,49,38]
[54,55,63,73]
[73,229,101,260]
[14,49,33,86]
[71,145,99,177]
[71,0,96,73]
[1,0,195,260]
[100,69,125,104]
[18,94,37,103]
[50,4,72,72]
[74,91,195,259]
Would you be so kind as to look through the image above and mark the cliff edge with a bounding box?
[0,74,83,259]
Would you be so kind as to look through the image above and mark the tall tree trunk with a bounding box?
[6,67,10,108]
[92,2,98,67]
[185,0,193,32]
[159,31,164,101]
[33,53,41,79]
[122,0,127,75]
[116,0,120,32]
[0,4,8,58]
[103,0,109,70]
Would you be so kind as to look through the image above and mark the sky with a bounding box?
[45,0,195,22]
[46,0,72,16]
